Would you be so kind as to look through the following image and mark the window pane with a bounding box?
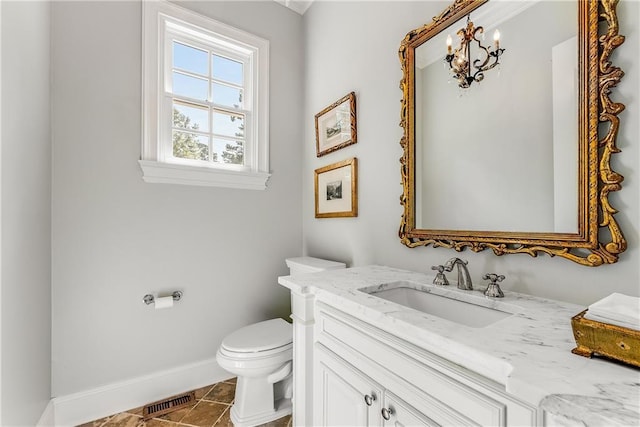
[173,42,208,76]
[173,72,208,100]
[173,102,209,132]
[173,131,210,161]
[212,83,243,109]
[213,138,244,165]
[212,55,243,85]
[213,111,244,138]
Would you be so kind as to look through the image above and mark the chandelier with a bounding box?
[445,15,505,88]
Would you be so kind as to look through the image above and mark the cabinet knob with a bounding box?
[381,407,393,420]
[364,393,376,406]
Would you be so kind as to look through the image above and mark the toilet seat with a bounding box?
[218,342,292,360]
[221,318,292,354]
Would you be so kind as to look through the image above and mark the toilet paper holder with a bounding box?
[143,291,183,305]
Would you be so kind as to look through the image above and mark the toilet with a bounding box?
[216,257,346,427]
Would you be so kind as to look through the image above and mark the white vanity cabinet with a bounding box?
[303,300,540,427]
[383,391,440,427]
[315,344,438,426]
[281,266,640,427]
[314,344,383,426]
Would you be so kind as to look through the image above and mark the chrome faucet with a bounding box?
[444,258,473,290]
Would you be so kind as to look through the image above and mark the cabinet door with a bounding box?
[314,344,383,426]
[381,391,440,427]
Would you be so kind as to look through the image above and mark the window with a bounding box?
[141,1,270,189]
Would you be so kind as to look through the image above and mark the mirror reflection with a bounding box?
[399,0,627,266]
[414,1,578,233]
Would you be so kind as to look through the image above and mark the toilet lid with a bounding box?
[222,318,292,353]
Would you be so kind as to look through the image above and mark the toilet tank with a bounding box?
[285,257,346,276]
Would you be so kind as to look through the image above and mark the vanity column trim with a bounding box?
[289,290,316,427]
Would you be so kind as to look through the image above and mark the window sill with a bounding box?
[138,160,270,190]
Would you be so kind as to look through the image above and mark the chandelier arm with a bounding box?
[479,60,500,73]
[472,42,492,69]
[471,70,485,84]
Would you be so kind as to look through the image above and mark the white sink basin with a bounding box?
[362,282,513,328]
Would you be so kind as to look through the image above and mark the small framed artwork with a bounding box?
[315,92,357,157]
[315,157,358,218]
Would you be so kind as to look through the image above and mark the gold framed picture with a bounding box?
[315,92,357,157]
[314,157,358,218]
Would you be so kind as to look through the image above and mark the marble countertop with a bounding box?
[278,265,640,426]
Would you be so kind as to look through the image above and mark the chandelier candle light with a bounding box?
[445,15,505,88]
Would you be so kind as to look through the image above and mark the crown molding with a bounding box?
[274,0,314,15]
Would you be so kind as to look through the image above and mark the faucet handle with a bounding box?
[431,265,449,286]
[482,273,505,298]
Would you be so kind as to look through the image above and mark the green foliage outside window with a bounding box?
[173,108,245,165]
[172,108,214,161]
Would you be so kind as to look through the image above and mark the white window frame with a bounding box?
[141,1,270,190]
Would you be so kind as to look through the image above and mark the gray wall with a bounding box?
[1,1,52,425]
[51,1,303,396]
[302,1,639,306]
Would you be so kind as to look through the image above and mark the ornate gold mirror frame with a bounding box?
[399,0,626,266]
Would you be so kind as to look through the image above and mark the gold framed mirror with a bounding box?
[398,0,626,266]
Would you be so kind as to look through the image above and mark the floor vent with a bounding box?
[142,390,196,419]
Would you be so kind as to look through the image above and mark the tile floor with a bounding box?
[78,377,292,427]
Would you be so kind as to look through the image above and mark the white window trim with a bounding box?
[141,1,270,190]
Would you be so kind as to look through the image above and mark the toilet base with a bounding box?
[230,397,292,427]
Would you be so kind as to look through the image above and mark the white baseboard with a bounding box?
[50,357,231,427]
[36,400,55,427]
